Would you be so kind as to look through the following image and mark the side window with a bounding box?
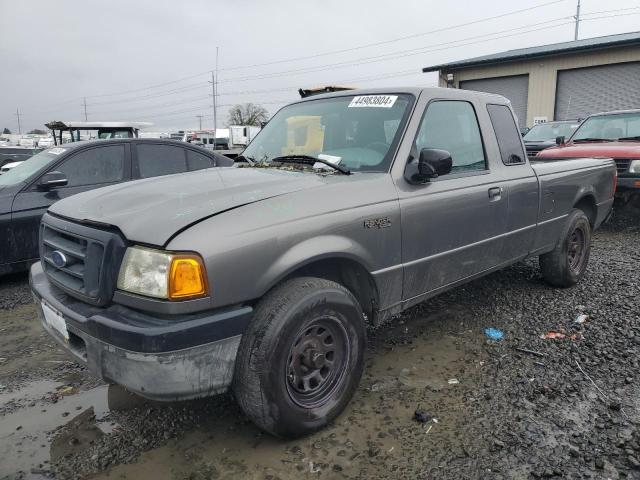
[415,101,486,174]
[56,145,125,187]
[136,144,186,178]
[487,104,526,165]
[187,149,214,171]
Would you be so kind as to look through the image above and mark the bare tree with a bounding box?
[2,128,11,134]
[227,103,269,126]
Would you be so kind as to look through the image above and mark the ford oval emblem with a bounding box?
[51,250,68,268]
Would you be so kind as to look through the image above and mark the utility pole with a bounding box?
[574,0,581,40]
[210,70,217,137]
[215,46,219,138]
[15,108,22,134]
[83,97,88,121]
[196,115,203,130]
[208,47,219,140]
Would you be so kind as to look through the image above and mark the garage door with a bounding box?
[555,62,640,120]
[459,75,529,128]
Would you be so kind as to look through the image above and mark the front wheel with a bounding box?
[233,277,366,438]
[539,208,592,287]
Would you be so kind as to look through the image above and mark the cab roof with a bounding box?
[293,86,511,105]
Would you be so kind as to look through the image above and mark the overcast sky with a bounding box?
[1,0,639,133]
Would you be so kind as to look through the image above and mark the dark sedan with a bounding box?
[0,138,233,275]
[523,120,581,158]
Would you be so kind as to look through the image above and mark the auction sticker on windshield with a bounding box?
[348,95,397,108]
[48,147,66,155]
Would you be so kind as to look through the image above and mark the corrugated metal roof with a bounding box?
[422,31,640,73]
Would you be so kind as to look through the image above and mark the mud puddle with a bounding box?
[0,382,145,478]
[93,309,487,479]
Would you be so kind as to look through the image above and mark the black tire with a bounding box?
[232,277,366,438]
[539,208,592,287]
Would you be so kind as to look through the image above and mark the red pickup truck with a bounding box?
[537,110,640,205]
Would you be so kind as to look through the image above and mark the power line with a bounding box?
[22,8,640,122]
[218,9,640,84]
[87,82,210,107]
[219,0,569,72]
[86,72,210,99]
[218,16,577,83]
[90,95,212,116]
[55,0,570,101]
[35,12,636,121]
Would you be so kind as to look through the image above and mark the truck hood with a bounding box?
[537,141,640,158]
[49,167,328,245]
[524,140,555,147]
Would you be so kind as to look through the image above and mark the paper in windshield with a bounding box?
[348,95,398,108]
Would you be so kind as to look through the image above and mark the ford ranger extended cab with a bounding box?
[30,88,616,438]
[537,109,640,205]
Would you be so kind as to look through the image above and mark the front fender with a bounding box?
[258,234,377,298]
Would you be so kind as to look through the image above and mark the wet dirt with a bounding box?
[94,314,483,480]
[1,205,639,479]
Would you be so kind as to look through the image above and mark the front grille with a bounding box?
[525,144,549,158]
[41,224,104,298]
[613,158,631,174]
[39,213,127,306]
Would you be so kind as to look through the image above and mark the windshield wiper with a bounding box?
[234,154,255,164]
[271,155,351,175]
[571,138,614,143]
[617,136,640,141]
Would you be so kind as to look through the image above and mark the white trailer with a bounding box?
[229,125,261,147]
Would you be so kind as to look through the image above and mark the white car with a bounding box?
[0,161,23,175]
[38,137,54,148]
[18,136,37,148]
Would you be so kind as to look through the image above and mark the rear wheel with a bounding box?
[233,277,365,438]
[539,208,592,287]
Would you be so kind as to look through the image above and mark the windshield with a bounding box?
[571,112,640,141]
[523,122,579,142]
[242,94,413,173]
[0,148,65,187]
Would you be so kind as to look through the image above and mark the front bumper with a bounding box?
[30,261,252,401]
[617,177,640,191]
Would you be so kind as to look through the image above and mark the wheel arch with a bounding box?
[261,251,380,325]
[573,193,597,227]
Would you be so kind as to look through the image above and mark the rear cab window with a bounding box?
[486,104,526,165]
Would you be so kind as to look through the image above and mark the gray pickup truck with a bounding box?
[30,88,615,438]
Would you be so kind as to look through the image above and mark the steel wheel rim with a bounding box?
[568,225,586,272]
[285,316,349,408]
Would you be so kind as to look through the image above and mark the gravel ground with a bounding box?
[0,272,33,310]
[0,204,638,480]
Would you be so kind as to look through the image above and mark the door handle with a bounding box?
[488,187,503,199]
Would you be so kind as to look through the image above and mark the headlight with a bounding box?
[117,246,208,300]
[629,160,640,173]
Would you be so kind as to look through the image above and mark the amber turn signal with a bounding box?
[168,255,208,300]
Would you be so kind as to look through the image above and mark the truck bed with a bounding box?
[530,157,616,255]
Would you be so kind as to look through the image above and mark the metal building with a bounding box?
[422,31,640,128]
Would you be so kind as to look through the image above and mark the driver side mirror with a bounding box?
[38,171,68,190]
[555,135,565,146]
[405,148,453,184]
